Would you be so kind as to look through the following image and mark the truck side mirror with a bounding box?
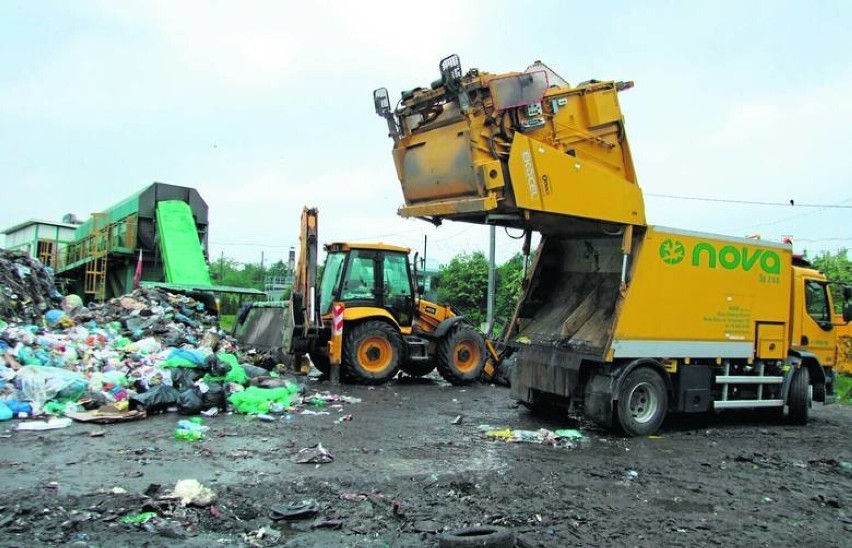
[417,284,425,296]
[844,302,852,323]
[373,88,391,116]
[844,285,852,301]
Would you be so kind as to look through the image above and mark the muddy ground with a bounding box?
[1,374,850,548]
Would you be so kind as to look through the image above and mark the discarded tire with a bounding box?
[438,526,515,548]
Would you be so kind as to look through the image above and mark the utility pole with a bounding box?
[487,225,496,336]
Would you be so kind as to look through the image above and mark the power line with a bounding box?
[647,193,852,209]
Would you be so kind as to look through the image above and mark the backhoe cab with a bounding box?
[289,210,487,385]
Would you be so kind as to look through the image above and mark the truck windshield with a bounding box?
[319,252,346,315]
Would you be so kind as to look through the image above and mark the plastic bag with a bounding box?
[178,389,204,415]
[227,386,296,414]
[130,385,181,413]
[201,382,226,410]
[16,365,87,413]
[171,368,202,391]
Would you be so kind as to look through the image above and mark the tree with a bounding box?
[811,249,852,312]
[495,253,525,327]
[436,251,489,327]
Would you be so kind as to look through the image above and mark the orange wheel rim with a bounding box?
[358,336,393,372]
[453,340,481,373]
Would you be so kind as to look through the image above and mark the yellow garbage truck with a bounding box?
[374,55,852,435]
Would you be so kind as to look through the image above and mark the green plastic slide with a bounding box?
[155,200,212,286]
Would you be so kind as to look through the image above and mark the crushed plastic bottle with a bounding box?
[174,418,209,441]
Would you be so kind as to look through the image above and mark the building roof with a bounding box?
[2,218,79,235]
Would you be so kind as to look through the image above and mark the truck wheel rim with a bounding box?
[453,340,481,373]
[358,336,393,372]
[627,382,657,424]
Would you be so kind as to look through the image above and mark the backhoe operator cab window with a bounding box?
[342,252,377,301]
[383,253,414,325]
[805,280,831,327]
[319,252,346,315]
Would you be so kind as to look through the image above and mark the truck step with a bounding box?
[714,399,784,409]
[715,376,783,385]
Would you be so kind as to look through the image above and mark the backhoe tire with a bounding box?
[309,352,330,375]
[343,321,403,385]
[436,324,487,386]
[615,367,668,437]
[401,361,435,377]
[787,366,810,425]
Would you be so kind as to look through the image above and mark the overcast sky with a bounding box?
[2,0,850,268]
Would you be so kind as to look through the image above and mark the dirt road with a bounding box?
[1,376,850,547]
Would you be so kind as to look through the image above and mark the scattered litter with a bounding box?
[479,425,584,447]
[111,486,128,494]
[66,408,146,424]
[15,417,73,431]
[554,429,584,440]
[121,511,157,524]
[166,479,217,507]
[174,418,209,441]
[335,414,353,423]
[294,442,334,464]
[269,499,319,521]
[451,415,463,425]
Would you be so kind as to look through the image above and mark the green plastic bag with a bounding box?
[228,386,295,414]
[121,511,157,524]
[204,353,249,385]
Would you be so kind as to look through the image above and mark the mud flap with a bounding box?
[583,373,615,428]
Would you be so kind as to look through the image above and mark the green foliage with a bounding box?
[436,251,527,331]
[209,255,292,314]
[437,251,489,327]
[495,253,525,326]
[837,374,852,405]
[811,249,852,312]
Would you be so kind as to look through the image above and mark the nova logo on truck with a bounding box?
[659,239,781,274]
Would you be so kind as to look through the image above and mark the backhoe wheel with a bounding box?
[787,366,810,425]
[309,352,330,375]
[343,321,403,385]
[616,367,668,437]
[436,325,487,386]
[401,361,436,377]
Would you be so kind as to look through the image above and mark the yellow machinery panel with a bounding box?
[507,134,645,226]
[835,318,852,374]
[756,323,786,360]
[613,227,793,360]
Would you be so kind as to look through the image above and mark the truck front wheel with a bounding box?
[343,321,403,384]
[616,368,668,437]
[787,366,810,425]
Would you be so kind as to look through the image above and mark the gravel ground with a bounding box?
[1,375,850,547]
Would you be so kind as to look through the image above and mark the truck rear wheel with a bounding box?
[343,321,403,384]
[616,367,668,437]
[436,325,487,385]
[787,366,810,425]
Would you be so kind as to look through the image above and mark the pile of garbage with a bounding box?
[0,282,325,424]
[0,249,62,324]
